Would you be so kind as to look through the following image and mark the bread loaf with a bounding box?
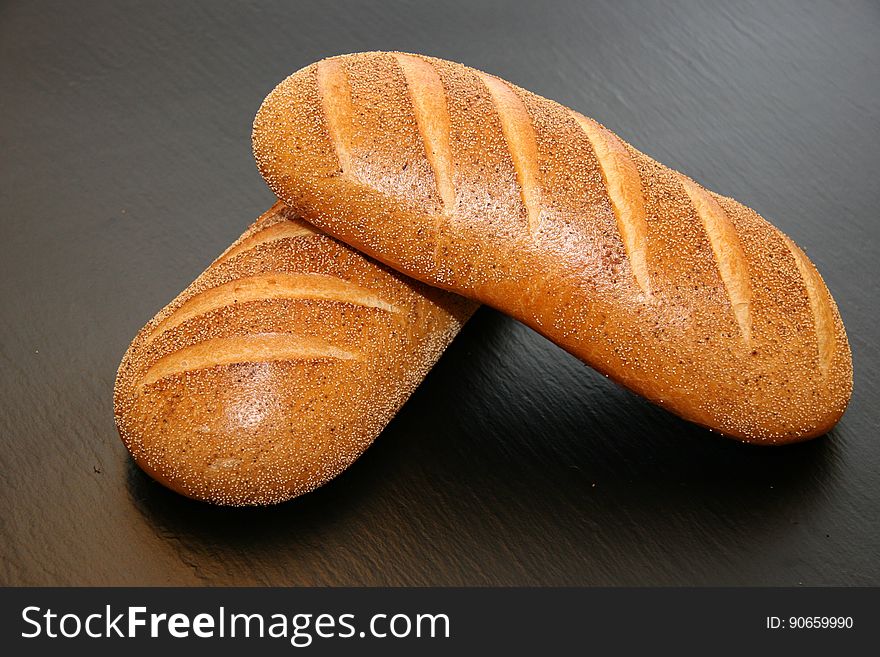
[253,51,852,443]
[114,201,475,505]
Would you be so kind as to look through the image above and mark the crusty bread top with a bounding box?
[114,202,475,505]
[253,52,852,442]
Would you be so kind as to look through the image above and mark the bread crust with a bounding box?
[114,202,475,505]
[253,52,853,443]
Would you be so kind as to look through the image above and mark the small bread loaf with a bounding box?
[253,51,852,443]
[114,202,475,505]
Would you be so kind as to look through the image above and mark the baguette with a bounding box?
[114,201,475,505]
[253,51,852,443]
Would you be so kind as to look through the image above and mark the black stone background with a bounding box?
[2,0,878,585]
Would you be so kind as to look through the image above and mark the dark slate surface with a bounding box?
[1,0,877,586]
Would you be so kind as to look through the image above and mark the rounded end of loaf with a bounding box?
[594,243,854,446]
[573,224,854,445]
[252,53,385,187]
[252,62,324,208]
[114,347,373,506]
[680,221,853,445]
[113,202,475,505]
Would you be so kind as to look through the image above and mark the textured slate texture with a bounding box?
[1,0,878,585]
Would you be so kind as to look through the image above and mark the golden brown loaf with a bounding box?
[253,51,852,443]
[114,202,475,505]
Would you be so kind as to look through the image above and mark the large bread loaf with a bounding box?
[253,52,853,443]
